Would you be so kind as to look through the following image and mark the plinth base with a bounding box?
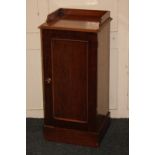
[43,113,110,147]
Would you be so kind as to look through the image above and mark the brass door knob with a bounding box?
[45,78,52,84]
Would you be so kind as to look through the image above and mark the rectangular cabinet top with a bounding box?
[39,8,112,33]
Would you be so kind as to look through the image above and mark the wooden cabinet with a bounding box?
[39,8,112,147]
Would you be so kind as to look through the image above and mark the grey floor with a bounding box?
[26,118,129,155]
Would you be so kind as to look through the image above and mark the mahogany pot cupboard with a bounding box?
[39,8,112,147]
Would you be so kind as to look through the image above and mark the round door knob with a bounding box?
[45,78,51,84]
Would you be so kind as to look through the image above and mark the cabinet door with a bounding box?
[51,39,88,124]
[41,30,97,130]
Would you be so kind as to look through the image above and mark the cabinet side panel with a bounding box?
[52,39,88,123]
[97,23,110,115]
[41,29,54,122]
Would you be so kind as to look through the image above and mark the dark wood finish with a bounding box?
[46,8,108,23]
[52,39,88,123]
[39,8,112,33]
[39,8,111,147]
[44,113,110,147]
[41,29,98,131]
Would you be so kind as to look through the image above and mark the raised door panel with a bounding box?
[51,39,88,123]
[41,29,97,129]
